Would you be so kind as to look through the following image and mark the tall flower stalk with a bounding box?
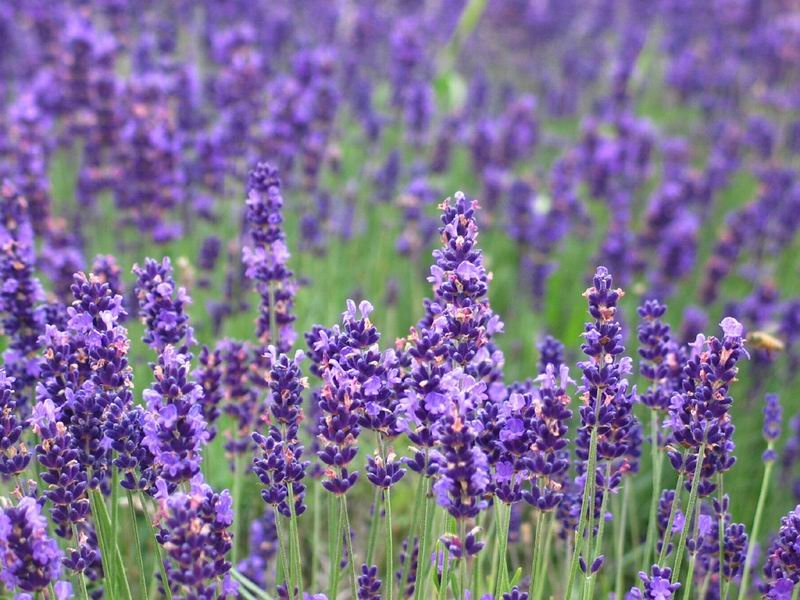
[738,393,782,599]
[566,266,637,598]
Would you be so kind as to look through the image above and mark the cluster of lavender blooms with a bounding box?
[3,1,800,600]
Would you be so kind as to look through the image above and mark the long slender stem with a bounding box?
[400,474,426,595]
[311,482,322,591]
[273,507,293,598]
[643,411,663,571]
[534,513,554,600]
[341,495,359,595]
[672,443,706,583]
[738,457,775,600]
[565,423,599,599]
[287,484,304,597]
[328,493,343,600]
[658,456,687,566]
[682,505,702,600]
[111,462,120,586]
[414,479,436,600]
[493,501,511,597]
[385,487,395,600]
[529,509,541,597]
[127,490,149,599]
[438,538,452,600]
[585,464,612,599]
[615,483,630,598]
[365,486,382,566]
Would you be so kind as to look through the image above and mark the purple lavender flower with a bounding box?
[114,77,182,242]
[154,475,236,599]
[637,299,682,413]
[243,162,297,354]
[133,256,195,354]
[763,505,800,595]
[219,339,260,455]
[0,496,63,594]
[503,587,528,600]
[0,180,45,396]
[396,537,419,598]
[142,347,209,484]
[6,96,52,232]
[31,398,94,568]
[576,266,640,498]
[0,371,31,478]
[520,364,574,511]
[764,393,782,445]
[537,335,565,374]
[357,564,382,599]
[667,318,747,496]
[35,272,132,493]
[430,370,490,521]
[90,254,124,299]
[193,345,224,441]
[625,565,680,599]
[38,219,86,303]
[252,347,309,517]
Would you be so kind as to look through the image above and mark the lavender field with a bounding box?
[1,1,800,599]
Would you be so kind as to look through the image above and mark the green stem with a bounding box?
[683,508,700,600]
[273,507,293,597]
[111,463,120,584]
[738,457,774,600]
[400,474,426,595]
[328,493,343,600]
[365,486,382,566]
[139,490,173,600]
[493,502,511,597]
[414,479,436,600]
[529,510,541,598]
[534,513,554,600]
[615,483,631,598]
[385,487,395,600]
[672,443,706,583]
[127,490,149,599]
[658,458,687,566]
[643,410,664,571]
[311,482,322,591]
[682,551,698,600]
[341,495,359,595]
[585,464,612,599]
[565,423,599,599]
[438,538,452,600]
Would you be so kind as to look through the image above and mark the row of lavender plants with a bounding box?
[0,166,797,599]
[1,1,800,599]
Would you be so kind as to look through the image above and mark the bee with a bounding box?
[747,330,785,353]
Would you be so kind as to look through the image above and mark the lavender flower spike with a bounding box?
[133,256,195,355]
[0,496,63,595]
[243,162,297,354]
[154,475,237,599]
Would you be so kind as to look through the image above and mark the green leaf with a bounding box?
[510,567,523,588]
[231,570,276,600]
[90,489,133,600]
